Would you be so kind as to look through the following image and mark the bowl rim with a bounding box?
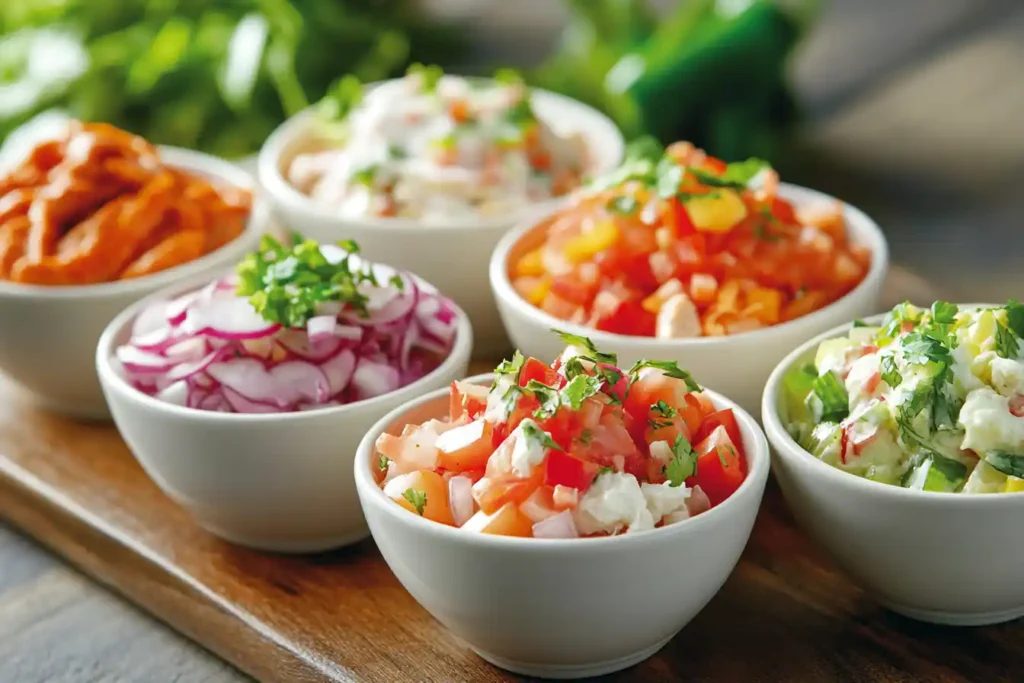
[354,372,771,553]
[761,303,1024,505]
[0,145,264,300]
[95,269,475,423]
[488,181,891,349]
[256,78,626,233]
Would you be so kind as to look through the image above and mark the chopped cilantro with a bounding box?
[561,374,603,410]
[575,428,593,446]
[493,350,525,385]
[880,353,902,388]
[562,357,587,380]
[525,380,562,419]
[811,372,849,423]
[387,143,407,160]
[407,63,443,92]
[985,451,1024,478]
[623,136,664,164]
[317,74,363,121]
[995,320,1019,359]
[552,330,618,365]
[627,360,701,393]
[351,164,378,186]
[930,301,959,326]
[521,420,563,451]
[676,190,722,202]
[688,167,746,191]
[880,301,922,340]
[402,488,427,515]
[1006,300,1024,338]
[664,435,697,486]
[852,319,869,328]
[388,274,405,291]
[652,400,677,418]
[596,365,626,404]
[719,158,770,186]
[607,195,639,215]
[378,454,390,471]
[235,235,381,327]
[656,157,685,199]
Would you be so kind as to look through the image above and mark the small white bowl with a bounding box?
[354,374,770,679]
[96,273,473,553]
[762,308,1024,626]
[258,82,625,357]
[490,183,889,416]
[0,147,266,419]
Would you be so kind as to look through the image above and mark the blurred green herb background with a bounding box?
[0,0,818,162]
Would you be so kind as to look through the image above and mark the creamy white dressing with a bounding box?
[288,73,588,222]
[573,472,654,535]
[640,481,691,520]
[509,419,551,477]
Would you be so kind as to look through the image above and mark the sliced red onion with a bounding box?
[132,301,170,339]
[533,511,579,539]
[307,315,338,343]
[155,380,189,407]
[221,387,280,413]
[165,290,205,325]
[351,359,400,399]
[182,298,281,340]
[276,328,344,362]
[321,348,356,396]
[164,337,208,364]
[449,475,474,527]
[199,389,232,412]
[116,346,177,374]
[269,360,331,405]
[334,324,363,342]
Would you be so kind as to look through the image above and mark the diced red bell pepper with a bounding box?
[544,450,599,491]
[621,254,660,291]
[672,198,696,236]
[770,196,796,224]
[595,299,656,337]
[550,274,598,307]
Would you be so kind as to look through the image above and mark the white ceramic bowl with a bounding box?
[258,81,625,357]
[762,309,1024,626]
[354,374,770,679]
[96,274,473,553]
[0,147,266,419]
[490,183,889,416]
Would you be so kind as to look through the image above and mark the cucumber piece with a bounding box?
[814,337,855,373]
[782,361,817,422]
[902,453,967,492]
[806,421,841,459]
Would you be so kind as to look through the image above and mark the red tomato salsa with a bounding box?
[510,139,871,338]
[374,331,749,538]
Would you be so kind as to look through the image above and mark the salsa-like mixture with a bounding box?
[511,139,871,338]
[116,236,458,413]
[0,121,249,285]
[287,66,588,222]
[785,301,1024,493]
[374,333,750,537]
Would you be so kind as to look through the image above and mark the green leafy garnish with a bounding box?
[880,353,902,388]
[388,274,405,291]
[627,360,701,393]
[553,330,618,365]
[351,164,379,186]
[930,301,959,326]
[561,374,603,410]
[811,372,849,423]
[378,455,390,471]
[402,488,427,515]
[652,400,677,418]
[985,451,1024,478]
[688,167,746,191]
[607,195,639,215]
[664,434,697,486]
[521,421,564,452]
[719,158,770,186]
[575,429,593,446]
[1005,300,1024,338]
[656,157,685,199]
[317,74,363,121]
[525,380,562,419]
[407,62,443,92]
[623,136,664,164]
[596,365,626,404]
[493,67,524,85]
[494,350,526,384]
[562,357,587,380]
[852,319,869,328]
[236,235,382,327]
[995,320,1019,359]
[880,301,922,340]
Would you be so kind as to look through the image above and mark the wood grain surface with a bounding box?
[2,266,1016,683]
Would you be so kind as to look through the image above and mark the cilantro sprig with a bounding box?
[236,235,385,327]
[554,330,618,365]
[627,360,701,393]
[521,420,563,452]
[664,435,697,486]
[402,488,427,515]
[985,451,1024,478]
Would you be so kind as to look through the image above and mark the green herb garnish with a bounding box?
[402,488,427,515]
[811,372,849,423]
[652,400,677,418]
[494,350,526,384]
[575,428,593,446]
[236,235,382,327]
[880,353,902,388]
[607,195,639,215]
[493,67,524,85]
[407,63,443,92]
[995,320,1019,359]
[664,435,697,486]
[656,157,685,199]
[317,74,363,121]
[351,164,378,186]
[719,158,770,186]
[627,360,701,393]
[560,374,603,410]
[521,420,564,452]
[985,451,1024,478]
[1006,300,1024,338]
[553,330,618,365]
[378,455,390,471]
[525,380,562,419]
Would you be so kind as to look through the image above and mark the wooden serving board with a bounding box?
[3,267,1019,683]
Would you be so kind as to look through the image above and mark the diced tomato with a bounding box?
[692,409,743,458]
[462,502,533,537]
[672,199,696,236]
[570,414,646,478]
[436,419,494,472]
[679,395,705,437]
[519,357,565,389]
[474,473,543,515]
[385,470,453,525]
[545,450,599,491]
[520,486,560,523]
[644,413,690,449]
[595,298,656,336]
[595,362,630,404]
[626,371,687,422]
[535,407,579,450]
[550,274,598,307]
[1010,394,1024,417]
[449,380,488,421]
[770,196,796,224]
[688,426,745,506]
[702,156,728,174]
[621,254,660,291]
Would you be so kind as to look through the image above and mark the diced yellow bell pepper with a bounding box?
[642,278,684,313]
[1004,476,1024,493]
[527,276,551,306]
[515,248,545,278]
[562,221,620,263]
[745,287,782,325]
[686,190,748,233]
